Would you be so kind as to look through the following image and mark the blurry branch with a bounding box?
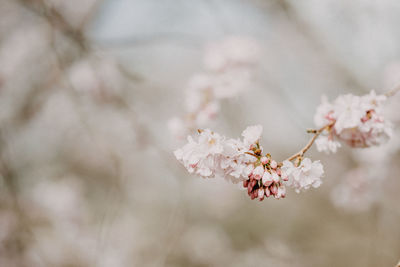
[18,0,149,143]
[385,84,400,97]
[0,129,48,265]
[78,0,105,30]
[19,0,142,80]
[19,0,180,181]
[18,0,89,50]
[95,33,202,49]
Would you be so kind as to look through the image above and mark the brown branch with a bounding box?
[245,152,258,158]
[284,123,333,162]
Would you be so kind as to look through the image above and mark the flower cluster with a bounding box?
[243,154,288,201]
[174,125,325,201]
[329,65,400,212]
[314,90,393,153]
[174,126,260,182]
[282,158,324,193]
[168,36,259,140]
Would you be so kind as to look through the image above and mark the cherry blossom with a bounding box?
[314,90,393,152]
[174,127,257,182]
[173,62,399,202]
[315,135,341,154]
[175,125,325,200]
[241,124,263,147]
[282,158,324,193]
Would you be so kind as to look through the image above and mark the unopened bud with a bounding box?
[258,188,265,199]
[251,189,258,200]
[264,187,271,197]
[278,186,286,198]
[270,184,278,195]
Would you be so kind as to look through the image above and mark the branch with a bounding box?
[385,84,400,97]
[284,123,333,162]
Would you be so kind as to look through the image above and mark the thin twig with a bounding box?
[245,152,258,158]
[385,84,400,97]
[284,123,333,162]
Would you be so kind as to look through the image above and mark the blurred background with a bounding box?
[0,0,399,266]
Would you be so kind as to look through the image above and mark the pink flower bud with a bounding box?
[264,187,271,197]
[247,184,253,194]
[262,172,273,186]
[272,172,280,183]
[252,166,264,180]
[260,156,269,165]
[243,179,249,188]
[276,168,281,176]
[251,189,258,200]
[277,186,286,198]
[258,188,265,199]
[270,160,278,169]
[270,184,278,195]
[247,179,256,194]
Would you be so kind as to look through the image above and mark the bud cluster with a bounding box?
[239,144,287,201]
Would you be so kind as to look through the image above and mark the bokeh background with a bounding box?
[0,0,399,266]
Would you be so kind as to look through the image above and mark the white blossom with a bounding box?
[313,95,334,128]
[174,126,260,182]
[241,125,263,147]
[314,90,393,151]
[282,158,324,193]
[174,129,224,178]
[315,135,341,154]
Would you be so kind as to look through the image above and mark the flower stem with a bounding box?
[284,123,334,162]
[385,84,400,97]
